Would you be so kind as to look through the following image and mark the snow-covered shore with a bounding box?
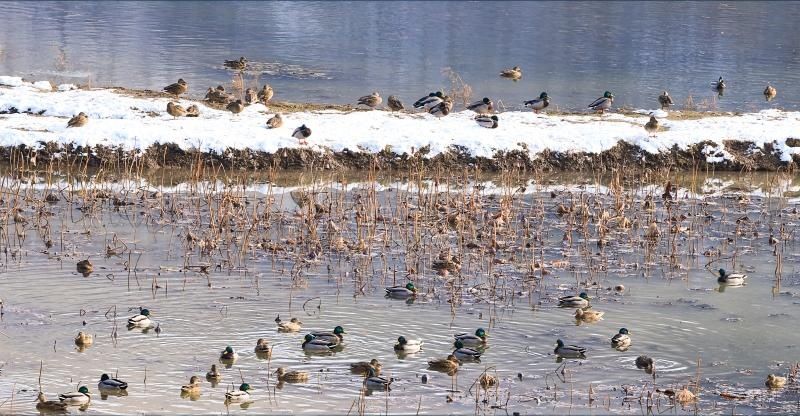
[1,76,799,170]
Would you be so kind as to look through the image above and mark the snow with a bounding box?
[1,78,800,164]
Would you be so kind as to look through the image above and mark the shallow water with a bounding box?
[0,170,799,414]
[1,1,800,111]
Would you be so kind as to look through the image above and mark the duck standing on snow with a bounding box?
[67,112,88,128]
[554,339,587,358]
[387,95,404,112]
[644,114,659,137]
[185,104,200,117]
[658,91,673,109]
[394,336,423,353]
[98,373,128,391]
[454,328,488,348]
[467,97,494,114]
[224,56,248,70]
[717,268,747,285]
[385,282,417,298]
[764,84,777,101]
[293,124,312,145]
[226,99,245,115]
[357,91,382,109]
[476,115,499,129]
[166,102,186,119]
[429,96,453,118]
[163,78,188,97]
[500,65,522,80]
[258,84,274,103]
[413,91,444,110]
[266,113,283,129]
[588,91,614,113]
[524,92,550,113]
[127,308,152,328]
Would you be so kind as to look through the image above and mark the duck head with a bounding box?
[539,92,549,99]
[579,292,589,300]
[619,328,630,335]
[224,346,234,354]
[140,308,150,316]
[333,326,346,335]
[100,374,111,381]
[718,268,726,277]
[454,339,465,349]
[603,91,613,99]
[405,282,416,292]
[397,336,408,345]
[78,386,90,395]
[239,383,251,392]
[475,328,487,338]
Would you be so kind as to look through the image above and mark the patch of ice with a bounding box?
[32,81,53,91]
[57,84,78,92]
[0,76,26,87]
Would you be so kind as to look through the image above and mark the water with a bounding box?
[2,2,800,111]
[0,170,799,414]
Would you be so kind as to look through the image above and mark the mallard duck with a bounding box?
[588,91,614,113]
[453,339,482,361]
[67,112,88,128]
[127,308,151,327]
[258,84,274,103]
[558,292,589,308]
[363,367,392,390]
[98,374,128,390]
[58,386,91,405]
[275,367,309,383]
[712,76,726,92]
[164,78,188,97]
[387,95,404,112]
[244,88,258,105]
[500,66,522,80]
[524,92,550,113]
[293,124,312,145]
[394,336,423,353]
[429,96,453,118]
[37,392,69,411]
[266,113,283,129]
[205,364,222,381]
[254,338,271,355]
[428,354,460,372]
[476,115,499,129]
[350,359,382,376]
[302,333,337,352]
[675,388,696,403]
[224,383,251,402]
[644,114,659,137]
[658,91,673,109]
[310,326,345,344]
[357,91,382,109]
[717,268,747,285]
[220,346,238,361]
[479,373,498,389]
[205,86,232,104]
[385,282,417,298]
[467,97,494,114]
[574,308,604,322]
[635,355,654,371]
[166,102,186,119]
[276,316,302,332]
[181,376,201,393]
[185,104,200,117]
[764,84,777,101]
[554,339,586,358]
[413,91,444,110]
[226,99,244,115]
[224,57,248,70]
[766,374,787,389]
[611,328,631,348]
[454,328,487,348]
[74,331,93,347]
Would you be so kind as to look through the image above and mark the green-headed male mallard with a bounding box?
[467,97,494,114]
[558,292,589,308]
[764,84,777,101]
[127,308,152,328]
[224,57,248,71]
[588,91,614,114]
[475,114,499,129]
[59,386,91,405]
[98,373,128,391]
[167,102,186,119]
[644,114,659,137]
[275,367,309,383]
[525,92,550,113]
[453,339,482,361]
[454,328,487,348]
[164,78,188,97]
[266,113,283,129]
[181,376,201,393]
[413,91,444,110]
[310,326,345,344]
[219,346,239,361]
[67,112,88,128]
[428,96,453,118]
[611,328,631,348]
[37,392,69,411]
[394,336,423,353]
[385,282,417,298]
[363,367,392,390]
[500,66,522,80]
[658,91,673,109]
[302,333,337,352]
[554,339,586,358]
[357,91,382,109]
[387,95,404,112]
[717,268,747,285]
[224,383,251,402]
[292,124,312,145]
[350,359,382,376]
[428,354,460,373]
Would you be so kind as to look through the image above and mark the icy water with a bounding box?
[0,169,799,415]
[1,1,800,111]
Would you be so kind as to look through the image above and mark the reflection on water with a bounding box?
[2,2,800,111]
[0,170,798,414]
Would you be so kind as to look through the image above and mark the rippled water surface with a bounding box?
[1,1,800,111]
[0,170,799,414]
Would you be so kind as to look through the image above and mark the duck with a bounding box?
[766,374,787,389]
[558,292,589,308]
[524,92,550,113]
[76,259,93,275]
[476,114,499,129]
[58,386,91,405]
[163,78,188,97]
[350,359,382,376]
[357,91,382,109]
[276,316,302,332]
[479,373,498,389]
[644,114,659,137]
[74,331,93,347]
[387,95,404,112]
[413,91,444,110]
[454,328,488,348]
[224,56,248,70]
[166,102,186,119]
[428,354,460,373]
[713,76,726,92]
[500,66,522,80]
[717,268,747,285]
[453,339,482,361]
[394,336,423,353]
[37,392,69,411]
[226,99,244,115]
[67,112,88,128]
[275,367,309,383]
[302,333,337,352]
[611,328,631,348]
[205,364,222,381]
[205,86,232,104]
[258,84,274,103]
[764,84,777,101]
[180,376,202,393]
[219,346,239,361]
[554,339,586,358]
[574,308,605,322]
[254,338,271,356]
[224,383,251,402]
[266,113,283,129]
[310,326,346,345]
[293,124,312,145]
[658,91,674,109]
[428,96,453,118]
[588,91,614,113]
[635,355,654,371]
[363,367,392,390]
[185,104,200,117]
[467,97,494,114]
[98,373,128,390]
[127,308,151,327]
[384,282,417,298]
[244,88,258,105]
